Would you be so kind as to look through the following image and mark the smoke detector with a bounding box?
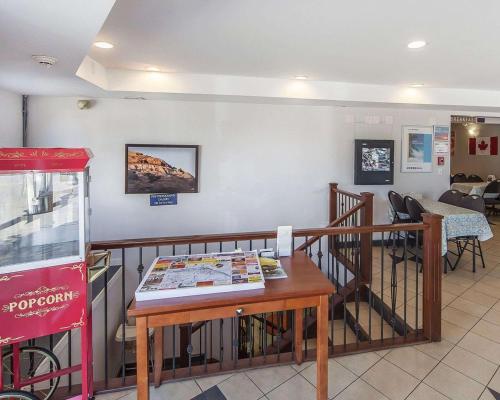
[32,55,58,67]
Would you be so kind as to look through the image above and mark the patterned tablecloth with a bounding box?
[451,182,489,196]
[419,198,493,255]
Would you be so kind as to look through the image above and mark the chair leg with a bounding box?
[387,231,393,248]
[478,239,486,269]
[472,239,476,273]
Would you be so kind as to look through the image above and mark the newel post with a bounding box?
[329,183,338,223]
[360,192,374,282]
[422,213,443,342]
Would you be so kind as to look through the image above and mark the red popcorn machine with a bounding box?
[0,148,95,400]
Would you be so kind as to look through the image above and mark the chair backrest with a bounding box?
[404,196,426,222]
[438,189,465,206]
[459,195,486,213]
[467,174,484,182]
[483,180,500,196]
[388,191,407,214]
[452,173,467,183]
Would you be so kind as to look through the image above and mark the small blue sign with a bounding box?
[150,193,178,206]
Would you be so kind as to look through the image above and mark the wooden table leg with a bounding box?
[316,295,329,400]
[154,327,164,388]
[136,317,149,400]
[294,308,303,365]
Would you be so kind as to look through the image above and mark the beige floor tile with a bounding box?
[449,297,490,317]
[458,332,500,364]
[95,390,136,400]
[290,361,314,373]
[442,281,468,296]
[149,380,201,400]
[245,365,296,394]
[471,320,500,344]
[479,276,500,289]
[442,290,458,307]
[266,374,316,400]
[301,359,357,399]
[218,373,263,400]
[460,289,498,307]
[336,378,389,400]
[441,320,468,344]
[384,346,439,380]
[336,351,381,376]
[470,283,500,299]
[483,308,500,326]
[442,306,480,330]
[479,389,496,400]
[361,359,418,400]
[442,346,497,385]
[424,363,484,400]
[195,372,233,391]
[485,366,500,393]
[406,383,450,400]
[413,339,454,360]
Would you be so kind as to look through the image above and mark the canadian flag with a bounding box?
[469,136,498,155]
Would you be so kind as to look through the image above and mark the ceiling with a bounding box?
[3,0,500,108]
[91,0,500,90]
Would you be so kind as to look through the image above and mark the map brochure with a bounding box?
[259,257,288,279]
[135,250,265,301]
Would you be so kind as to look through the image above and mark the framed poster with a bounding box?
[354,139,394,185]
[433,125,450,155]
[401,126,433,173]
[125,144,199,194]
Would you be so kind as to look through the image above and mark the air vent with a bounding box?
[32,55,58,67]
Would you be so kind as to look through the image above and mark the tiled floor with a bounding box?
[96,217,500,400]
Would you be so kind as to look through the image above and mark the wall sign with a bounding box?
[433,125,450,155]
[401,126,433,173]
[150,193,178,206]
[354,139,394,185]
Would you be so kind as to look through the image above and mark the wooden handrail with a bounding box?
[90,222,428,251]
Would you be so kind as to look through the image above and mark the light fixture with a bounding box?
[294,75,308,80]
[94,41,114,49]
[409,83,424,88]
[407,40,427,49]
[32,55,57,68]
[146,66,160,72]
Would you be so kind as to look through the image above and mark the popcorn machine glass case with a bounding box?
[0,169,89,273]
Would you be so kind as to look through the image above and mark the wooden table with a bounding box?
[128,251,335,400]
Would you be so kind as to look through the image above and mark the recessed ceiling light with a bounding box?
[407,40,427,49]
[294,75,308,80]
[146,66,160,72]
[409,83,425,87]
[94,41,114,49]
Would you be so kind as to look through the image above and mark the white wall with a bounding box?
[0,88,22,146]
[28,96,452,241]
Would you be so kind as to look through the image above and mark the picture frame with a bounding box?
[401,126,433,173]
[125,144,199,194]
[354,139,394,185]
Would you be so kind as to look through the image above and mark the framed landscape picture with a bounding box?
[354,139,394,185]
[125,144,199,194]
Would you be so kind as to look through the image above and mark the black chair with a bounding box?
[452,173,467,183]
[467,174,484,182]
[482,180,500,216]
[450,195,486,272]
[387,191,411,246]
[403,196,426,270]
[439,190,466,206]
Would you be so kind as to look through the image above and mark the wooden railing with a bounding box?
[47,183,442,398]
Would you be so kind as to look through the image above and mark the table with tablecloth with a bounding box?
[419,198,493,255]
[451,182,489,196]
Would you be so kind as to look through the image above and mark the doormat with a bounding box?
[191,385,227,400]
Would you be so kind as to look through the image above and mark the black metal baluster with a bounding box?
[249,315,253,365]
[277,312,282,362]
[219,242,223,252]
[189,244,192,255]
[404,232,408,336]
[188,324,193,376]
[219,319,224,369]
[317,238,323,271]
[121,249,126,383]
[138,247,144,282]
[380,233,385,340]
[104,269,109,386]
[156,246,159,258]
[415,231,419,330]
[263,313,267,360]
[343,252,347,345]
[204,242,208,253]
[172,325,176,378]
[173,245,176,256]
[204,321,208,372]
[390,234,397,338]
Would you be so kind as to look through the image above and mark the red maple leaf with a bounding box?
[478,140,489,151]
